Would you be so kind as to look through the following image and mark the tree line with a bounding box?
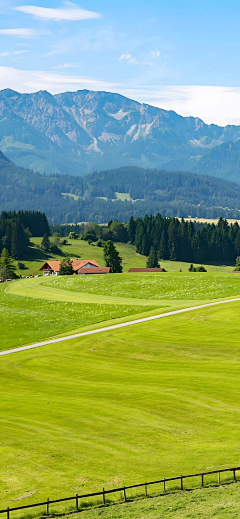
[130,214,240,265]
[0,210,50,259]
[70,215,240,265]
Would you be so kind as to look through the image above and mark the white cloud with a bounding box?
[150,50,160,59]
[52,63,78,69]
[119,52,153,66]
[0,28,36,38]
[0,69,240,126]
[121,85,240,126]
[14,4,102,21]
[119,52,132,61]
[0,50,28,56]
[0,66,114,94]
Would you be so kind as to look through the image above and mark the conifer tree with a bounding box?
[103,240,122,273]
[146,246,159,268]
[0,248,16,279]
[41,233,51,251]
[128,216,136,244]
[59,258,73,275]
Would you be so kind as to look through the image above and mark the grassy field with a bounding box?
[14,237,234,277]
[3,271,240,352]
[2,299,240,512]
[65,483,240,519]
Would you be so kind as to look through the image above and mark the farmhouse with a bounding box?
[39,259,110,276]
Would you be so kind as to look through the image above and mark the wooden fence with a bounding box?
[1,465,239,519]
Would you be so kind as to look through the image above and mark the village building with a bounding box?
[39,259,110,276]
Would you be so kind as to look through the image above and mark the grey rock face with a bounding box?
[0,88,240,177]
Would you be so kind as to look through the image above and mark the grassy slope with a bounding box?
[67,484,240,519]
[3,272,240,351]
[15,237,234,277]
[2,301,240,511]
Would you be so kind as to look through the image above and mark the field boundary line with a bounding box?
[1,297,240,357]
[0,465,239,517]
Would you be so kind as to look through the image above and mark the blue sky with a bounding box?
[0,0,240,125]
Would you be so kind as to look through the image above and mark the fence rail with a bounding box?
[1,465,239,518]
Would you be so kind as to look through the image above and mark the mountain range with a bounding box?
[1,88,240,182]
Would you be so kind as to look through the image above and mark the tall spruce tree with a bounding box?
[103,240,122,273]
[59,258,73,275]
[41,233,51,251]
[0,248,16,279]
[128,216,136,244]
[146,246,159,268]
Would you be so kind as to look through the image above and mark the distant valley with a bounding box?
[1,88,240,182]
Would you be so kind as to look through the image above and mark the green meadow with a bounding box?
[1,270,240,517]
[1,295,240,513]
[15,237,234,277]
[67,484,240,519]
[2,271,240,351]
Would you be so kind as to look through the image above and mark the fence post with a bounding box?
[218,472,220,485]
[46,498,49,516]
[7,508,10,519]
[234,469,236,482]
[145,483,147,497]
[181,475,183,490]
[201,474,204,487]
[123,486,127,502]
[103,488,106,505]
[76,493,79,511]
[163,478,166,493]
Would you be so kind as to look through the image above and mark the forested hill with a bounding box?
[165,139,240,183]
[2,155,240,223]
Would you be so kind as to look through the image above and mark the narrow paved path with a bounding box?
[1,297,240,357]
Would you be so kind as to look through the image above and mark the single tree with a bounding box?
[146,246,159,268]
[234,256,240,271]
[0,248,16,278]
[128,216,136,244]
[59,258,73,276]
[0,266,10,282]
[41,233,51,251]
[68,231,79,240]
[189,263,196,272]
[103,240,122,273]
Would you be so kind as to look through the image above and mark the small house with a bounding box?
[39,259,110,276]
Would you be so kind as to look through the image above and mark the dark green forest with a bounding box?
[2,152,240,223]
[0,210,49,258]
[56,215,240,266]
[131,214,240,265]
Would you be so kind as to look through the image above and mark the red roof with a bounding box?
[39,259,100,272]
[80,267,110,274]
[128,268,166,273]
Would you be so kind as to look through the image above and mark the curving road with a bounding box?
[1,297,240,357]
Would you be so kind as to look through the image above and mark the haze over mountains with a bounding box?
[1,149,240,223]
[1,88,240,182]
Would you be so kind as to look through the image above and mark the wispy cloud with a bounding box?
[14,4,102,22]
[52,62,79,69]
[0,28,37,38]
[119,52,154,66]
[150,50,160,59]
[0,66,115,94]
[0,50,28,56]
[121,85,240,126]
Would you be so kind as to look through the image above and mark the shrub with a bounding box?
[17,262,26,270]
